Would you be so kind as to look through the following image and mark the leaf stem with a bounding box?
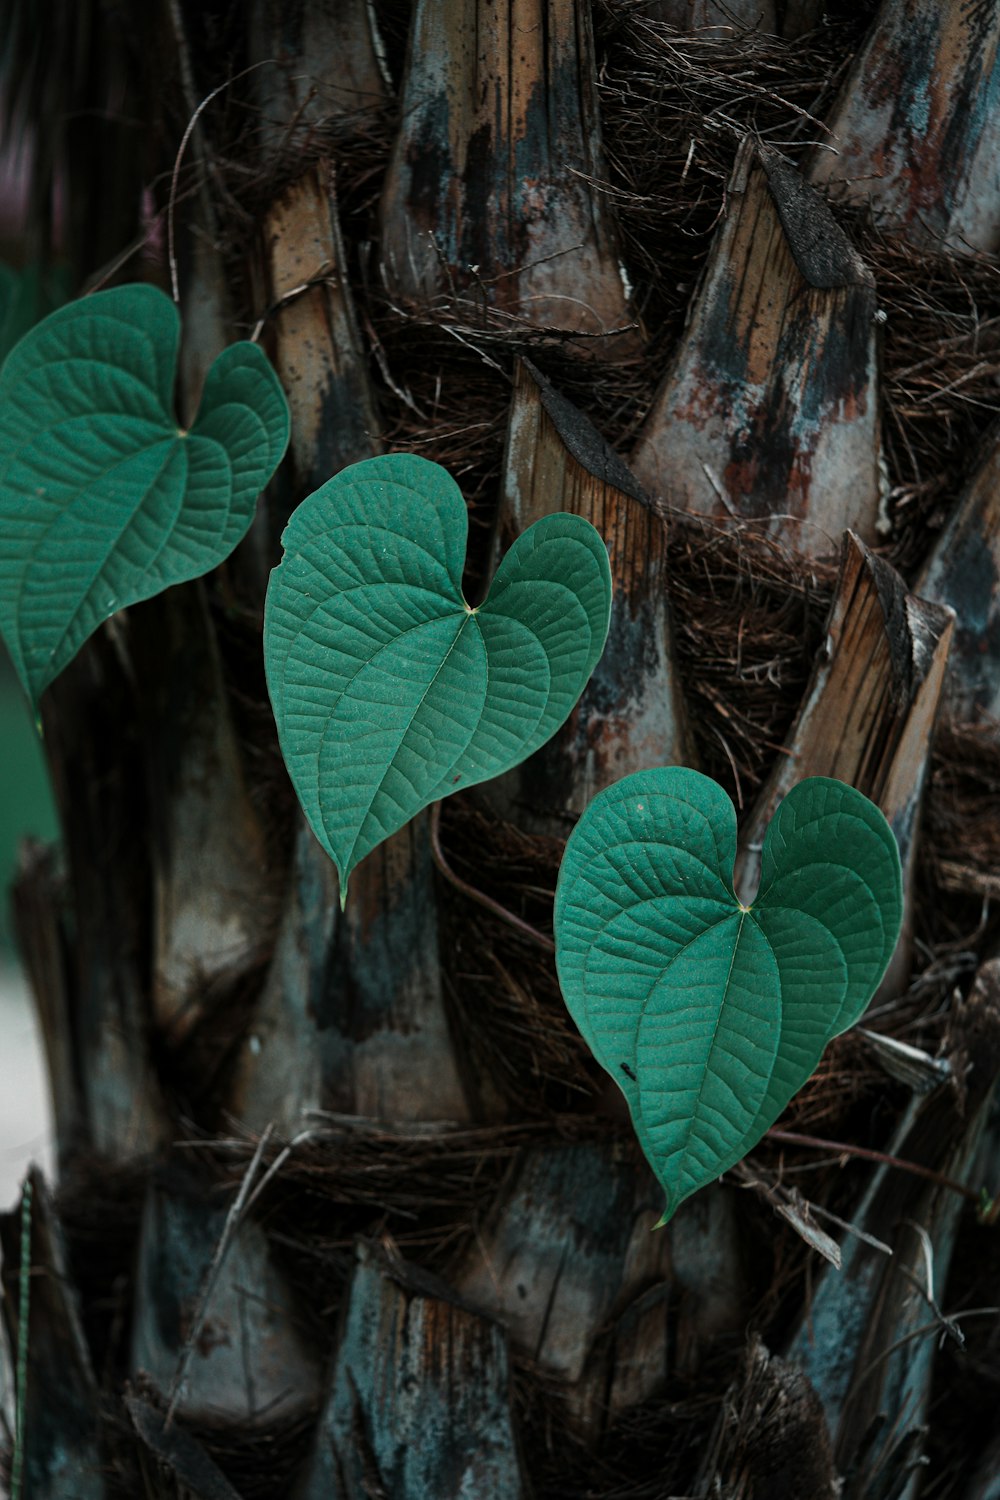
[765,1127,983,1207]
[428,802,555,955]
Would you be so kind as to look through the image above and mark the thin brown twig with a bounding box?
[428,801,555,955]
[164,1123,274,1429]
[765,1127,983,1206]
[167,59,274,304]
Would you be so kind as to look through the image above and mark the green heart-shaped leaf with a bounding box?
[554,768,902,1222]
[265,453,612,897]
[0,283,290,704]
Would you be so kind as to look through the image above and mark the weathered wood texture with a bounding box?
[668,1186,751,1375]
[630,140,882,554]
[83,2,275,1080]
[249,0,385,152]
[787,964,1000,1497]
[261,163,381,501]
[808,0,1000,254]
[455,1143,671,1427]
[129,1170,323,1425]
[488,360,693,827]
[231,815,469,1129]
[128,585,273,1053]
[379,0,633,341]
[0,1173,105,1499]
[36,634,166,1160]
[299,1240,526,1499]
[915,424,1000,724]
[162,1,236,419]
[228,818,334,1134]
[735,533,953,993]
[176,231,234,422]
[454,1145,752,1427]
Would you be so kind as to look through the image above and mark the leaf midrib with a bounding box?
[582,891,738,1070]
[14,433,188,686]
[338,607,475,874]
[669,907,762,1182]
[583,890,784,1194]
[334,598,569,878]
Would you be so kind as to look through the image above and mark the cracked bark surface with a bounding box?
[379,0,634,344]
[808,0,1000,254]
[736,532,954,995]
[631,141,882,554]
[488,359,694,828]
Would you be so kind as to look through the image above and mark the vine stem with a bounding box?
[11,1177,32,1500]
[428,802,555,955]
[765,1127,983,1206]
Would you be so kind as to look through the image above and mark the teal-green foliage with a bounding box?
[264,453,612,899]
[0,285,905,1218]
[0,283,289,705]
[554,768,902,1222]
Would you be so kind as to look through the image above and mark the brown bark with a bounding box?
[229,814,469,1130]
[735,533,954,994]
[249,0,386,152]
[786,964,1000,1495]
[454,1141,673,1428]
[128,584,274,1056]
[260,162,381,503]
[488,359,694,828]
[378,0,634,344]
[630,140,883,555]
[808,0,1000,254]
[695,1337,838,1500]
[300,1240,527,1498]
[915,423,1000,724]
[129,1169,322,1426]
[37,635,166,1161]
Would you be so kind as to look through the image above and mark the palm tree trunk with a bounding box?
[3,3,1000,1497]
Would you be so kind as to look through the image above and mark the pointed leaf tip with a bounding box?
[264,453,612,893]
[554,769,902,1223]
[0,283,290,705]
